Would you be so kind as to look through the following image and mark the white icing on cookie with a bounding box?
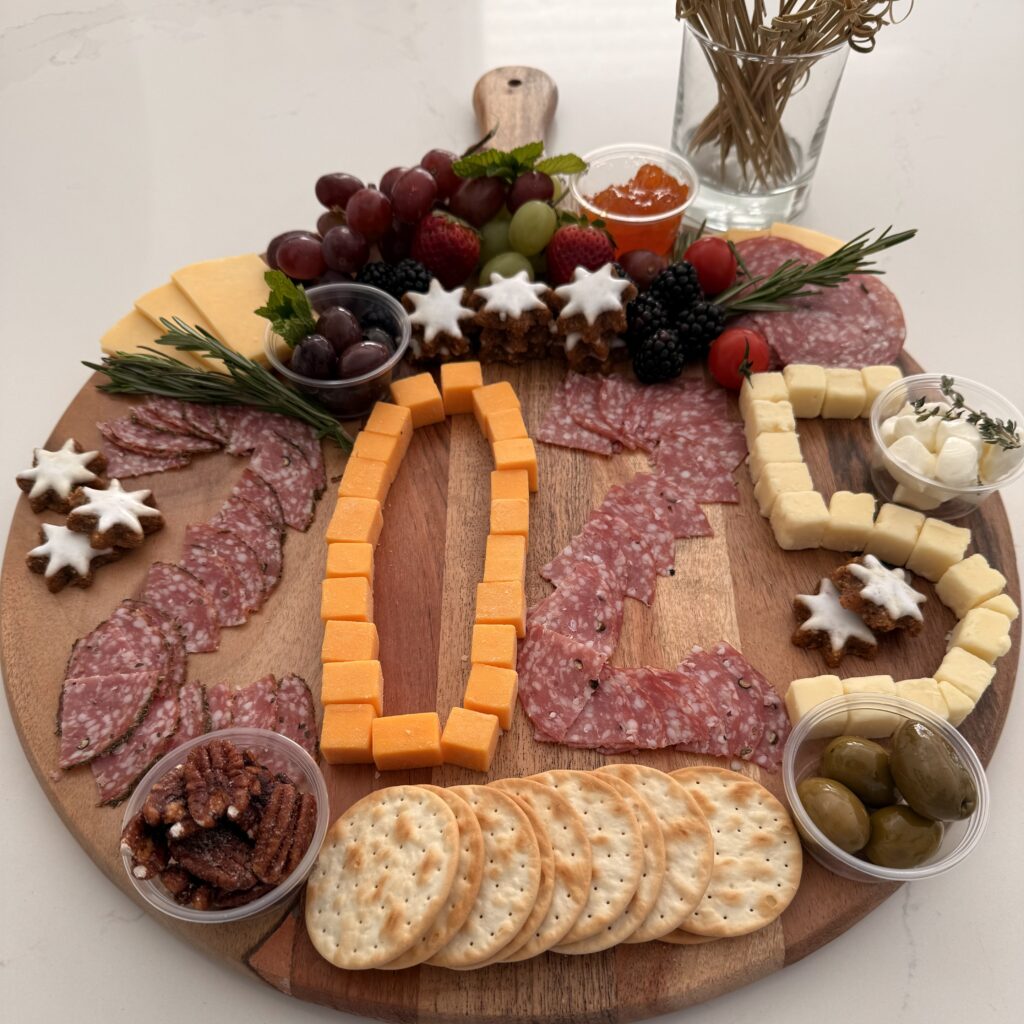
[553,263,631,324]
[564,333,582,353]
[70,479,160,536]
[28,523,113,578]
[848,554,926,621]
[406,279,473,343]
[796,578,877,654]
[17,439,100,499]
[475,271,547,320]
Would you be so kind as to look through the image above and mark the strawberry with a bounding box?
[545,224,615,285]
[410,212,480,289]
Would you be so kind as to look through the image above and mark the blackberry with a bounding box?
[648,261,701,315]
[391,258,432,297]
[355,260,399,296]
[358,306,395,336]
[676,301,726,360]
[625,292,669,353]
[632,328,686,384]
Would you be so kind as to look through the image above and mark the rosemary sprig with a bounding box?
[717,226,917,315]
[911,376,1021,452]
[83,318,353,450]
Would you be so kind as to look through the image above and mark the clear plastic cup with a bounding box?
[120,728,329,923]
[783,694,989,883]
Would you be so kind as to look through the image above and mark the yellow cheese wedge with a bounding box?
[171,254,271,365]
[134,282,224,372]
[768,222,844,256]
[99,310,209,371]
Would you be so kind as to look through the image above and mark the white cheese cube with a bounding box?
[892,483,943,511]
[785,675,846,737]
[934,647,996,704]
[891,413,941,450]
[842,675,899,737]
[748,431,802,483]
[863,503,925,567]
[934,437,980,487]
[821,491,876,552]
[937,681,974,726]
[935,418,985,456]
[782,364,826,418]
[770,490,829,550]
[905,518,971,582]
[894,678,950,721]
[754,462,814,518]
[947,608,1012,664]
[860,365,903,417]
[738,372,788,419]
[935,553,1006,617]
[821,368,867,419]
[743,399,797,448]
[888,435,937,487]
[979,593,1020,622]
[979,441,1024,485]
[879,416,900,445]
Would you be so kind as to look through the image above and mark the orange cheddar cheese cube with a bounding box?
[371,712,443,770]
[463,664,518,730]
[475,580,526,637]
[320,704,376,765]
[325,542,374,585]
[339,455,391,504]
[441,707,500,772]
[492,437,538,492]
[472,380,520,434]
[321,576,373,622]
[486,406,529,444]
[389,373,445,428]
[490,498,529,539]
[326,497,383,546]
[321,620,379,663]
[351,430,404,484]
[440,360,483,415]
[364,401,413,458]
[490,468,530,502]
[470,623,518,670]
[483,533,526,583]
[322,660,383,717]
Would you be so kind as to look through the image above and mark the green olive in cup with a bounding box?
[890,720,978,821]
[797,776,871,854]
[864,805,944,868]
[821,736,895,806]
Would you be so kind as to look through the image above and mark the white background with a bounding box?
[1,2,1022,1022]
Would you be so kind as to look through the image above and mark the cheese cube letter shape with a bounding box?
[371,712,443,770]
[470,623,518,670]
[364,402,413,459]
[487,406,529,444]
[322,660,384,717]
[770,490,829,550]
[979,594,1019,622]
[321,576,373,622]
[441,707,501,772]
[938,681,974,727]
[934,647,995,704]
[842,675,899,737]
[905,518,971,582]
[754,462,814,518]
[338,456,391,504]
[894,678,950,721]
[463,664,519,730]
[784,675,845,738]
[389,373,445,428]
[490,498,529,539]
[321,620,380,664]
[440,360,483,415]
[821,491,876,553]
[482,534,527,584]
[782,364,827,418]
[326,497,383,546]
[946,608,1012,664]
[822,368,867,419]
[326,542,374,585]
[935,553,1006,618]
[749,431,803,484]
[743,400,797,448]
[351,430,404,484]
[475,581,526,637]
[321,704,376,765]
[472,380,520,433]
[492,437,538,492]
[862,503,925,567]
[491,469,530,502]
[860,366,903,417]
[738,372,788,419]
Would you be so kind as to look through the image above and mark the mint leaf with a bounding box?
[451,149,521,182]
[535,153,587,175]
[255,269,317,348]
[509,141,544,167]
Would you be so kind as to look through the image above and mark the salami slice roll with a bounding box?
[230,468,285,530]
[535,376,618,455]
[250,431,319,531]
[231,674,279,730]
[206,681,234,731]
[273,674,318,757]
[139,561,220,654]
[210,494,283,589]
[101,440,190,479]
[184,525,267,612]
[98,417,221,456]
[528,561,625,659]
[181,543,249,628]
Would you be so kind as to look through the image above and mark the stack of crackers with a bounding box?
[304,765,802,970]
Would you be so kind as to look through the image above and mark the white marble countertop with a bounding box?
[2,1,1022,1021]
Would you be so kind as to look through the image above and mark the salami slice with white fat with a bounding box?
[250,432,319,531]
[101,440,190,479]
[527,561,625,659]
[206,681,234,731]
[170,681,209,747]
[184,403,231,443]
[536,376,618,455]
[230,468,285,530]
[273,674,318,757]
[629,474,713,539]
[231,674,279,730]
[596,375,645,449]
[210,494,283,589]
[228,411,326,491]
[561,667,641,750]
[131,396,195,436]
[98,417,221,456]
[637,668,717,754]
[651,442,741,504]
[180,543,249,628]
[626,382,728,451]
[66,601,168,679]
[596,486,678,576]
[184,525,267,612]
[563,373,622,444]
[139,561,220,654]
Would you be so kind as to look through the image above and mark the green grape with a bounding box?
[508,200,557,256]
[479,218,511,266]
[479,252,534,283]
[551,176,567,203]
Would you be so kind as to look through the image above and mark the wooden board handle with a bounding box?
[472,67,558,151]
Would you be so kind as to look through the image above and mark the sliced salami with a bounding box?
[180,543,249,628]
[682,647,764,762]
[231,674,279,730]
[66,601,168,679]
[535,376,617,455]
[629,474,713,539]
[226,412,325,489]
[561,666,641,751]
[230,468,285,530]
[250,432,319,531]
[673,651,731,758]
[131,396,195,436]
[57,669,162,768]
[91,685,181,804]
[516,624,606,741]
[184,526,267,612]
[98,417,221,457]
[101,440,190,479]
[636,668,716,753]
[527,561,625,659]
[651,443,740,504]
[564,373,622,445]
[171,681,209,747]
[210,494,283,588]
[274,674,318,757]
[626,383,728,451]
[206,681,234,731]
[596,375,645,449]
[139,561,220,654]
[595,486,677,576]
[184,403,230,443]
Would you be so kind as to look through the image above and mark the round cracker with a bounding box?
[426,784,541,969]
[305,786,459,970]
[597,763,714,942]
[490,778,592,961]
[670,766,802,938]
[531,769,643,945]
[553,772,665,954]
[379,785,484,970]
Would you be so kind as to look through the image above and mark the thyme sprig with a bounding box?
[717,226,917,315]
[910,376,1020,452]
[83,318,353,450]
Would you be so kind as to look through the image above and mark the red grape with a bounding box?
[316,210,346,236]
[276,235,326,280]
[507,171,554,213]
[315,173,363,210]
[379,166,409,199]
[619,249,668,292]
[346,188,392,242]
[316,306,362,355]
[420,149,461,199]
[379,221,414,262]
[391,166,439,223]
[267,230,317,271]
[321,225,369,274]
[449,177,507,227]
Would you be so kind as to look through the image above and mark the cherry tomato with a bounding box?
[683,236,738,296]
[708,327,771,391]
